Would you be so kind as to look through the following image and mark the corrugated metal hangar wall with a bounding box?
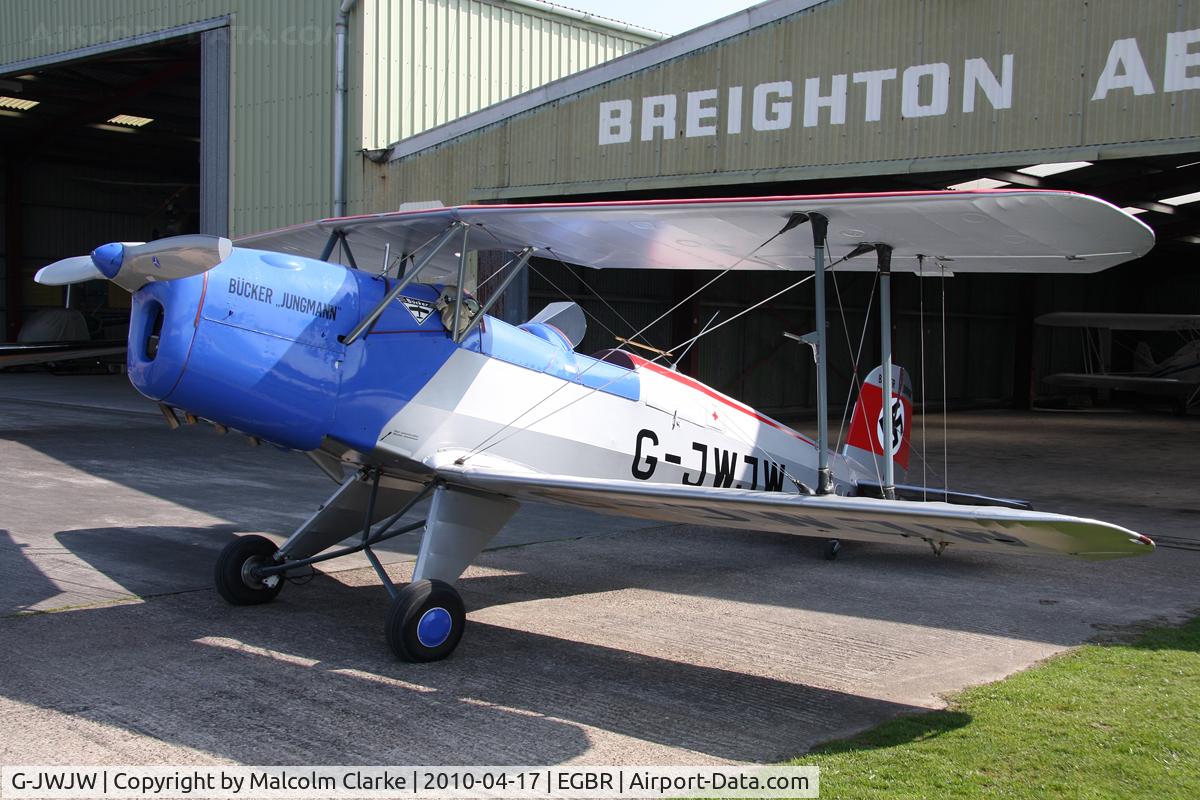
[363,0,1200,415]
[0,0,653,340]
[2,0,1198,416]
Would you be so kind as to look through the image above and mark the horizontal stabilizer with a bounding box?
[857,482,1031,510]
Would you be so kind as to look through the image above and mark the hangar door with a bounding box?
[0,24,229,344]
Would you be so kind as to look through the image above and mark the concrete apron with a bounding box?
[1,374,1197,765]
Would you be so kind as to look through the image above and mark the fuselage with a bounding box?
[125,247,858,495]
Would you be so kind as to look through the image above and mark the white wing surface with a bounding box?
[433,463,1154,561]
[239,190,1154,282]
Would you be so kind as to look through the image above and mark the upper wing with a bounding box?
[238,190,1154,282]
[434,463,1153,561]
[1037,312,1200,331]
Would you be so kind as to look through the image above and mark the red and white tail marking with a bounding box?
[845,365,913,480]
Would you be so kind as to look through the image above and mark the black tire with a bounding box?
[824,539,842,561]
[214,535,284,606]
[385,579,465,662]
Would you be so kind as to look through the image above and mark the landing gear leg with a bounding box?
[213,473,430,614]
[211,476,519,664]
[389,484,518,662]
[824,539,842,560]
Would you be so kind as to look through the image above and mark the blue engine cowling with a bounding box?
[127,250,359,450]
[126,249,462,453]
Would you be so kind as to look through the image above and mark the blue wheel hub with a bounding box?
[416,607,453,648]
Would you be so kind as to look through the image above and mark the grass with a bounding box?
[793,617,1200,799]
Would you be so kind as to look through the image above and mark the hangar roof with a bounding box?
[363,0,1200,253]
[379,0,821,162]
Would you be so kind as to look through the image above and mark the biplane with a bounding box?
[0,308,125,369]
[35,190,1157,661]
[1037,312,1200,412]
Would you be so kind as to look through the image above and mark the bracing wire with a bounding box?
[475,251,522,290]
[918,255,928,500]
[549,252,660,354]
[465,254,859,464]
[573,212,811,364]
[470,272,828,494]
[462,221,817,460]
[454,260,639,462]
[940,260,950,501]
[828,263,883,489]
[672,310,720,372]
[461,264,735,460]
[527,260,629,345]
[464,269,821,461]
[368,225,460,282]
[831,267,878,450]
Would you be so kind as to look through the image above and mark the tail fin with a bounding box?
[843,365,913,483]
[1133,341,1156,373]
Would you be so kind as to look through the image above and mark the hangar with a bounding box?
[3,0,1199,416]
[0,0,656,343]
[361,0,1200,416]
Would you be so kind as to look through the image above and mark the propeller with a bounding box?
[35,234,234,292]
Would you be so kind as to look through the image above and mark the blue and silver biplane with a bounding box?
[36,191,1157,661]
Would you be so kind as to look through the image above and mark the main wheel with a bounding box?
[214,535,284,606]
[385,579,465,662]
[823,538,842,560]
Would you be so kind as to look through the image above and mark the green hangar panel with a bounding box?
[361,0,1200,414]
[365,0,1200,201]
[0,0,655,340]
[2,0,1198,413]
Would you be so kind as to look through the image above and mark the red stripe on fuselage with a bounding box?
[629,353,814,445]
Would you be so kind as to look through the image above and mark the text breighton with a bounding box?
[598,28,1200,144]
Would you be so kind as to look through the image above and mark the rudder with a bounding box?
[843,365,913,483]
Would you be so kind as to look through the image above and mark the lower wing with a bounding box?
[0,341,126,369]
[434,463,1153,561]
[1043,372,1195,396]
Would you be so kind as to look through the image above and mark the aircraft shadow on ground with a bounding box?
[51,519,1171,654]
[0,529,63,614]
[53,525,243,597]
[805,710,974,756]
[7,386,1190,639]
[0,397,334,534]
[1,549,948,764]
[15,518,1181,763]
